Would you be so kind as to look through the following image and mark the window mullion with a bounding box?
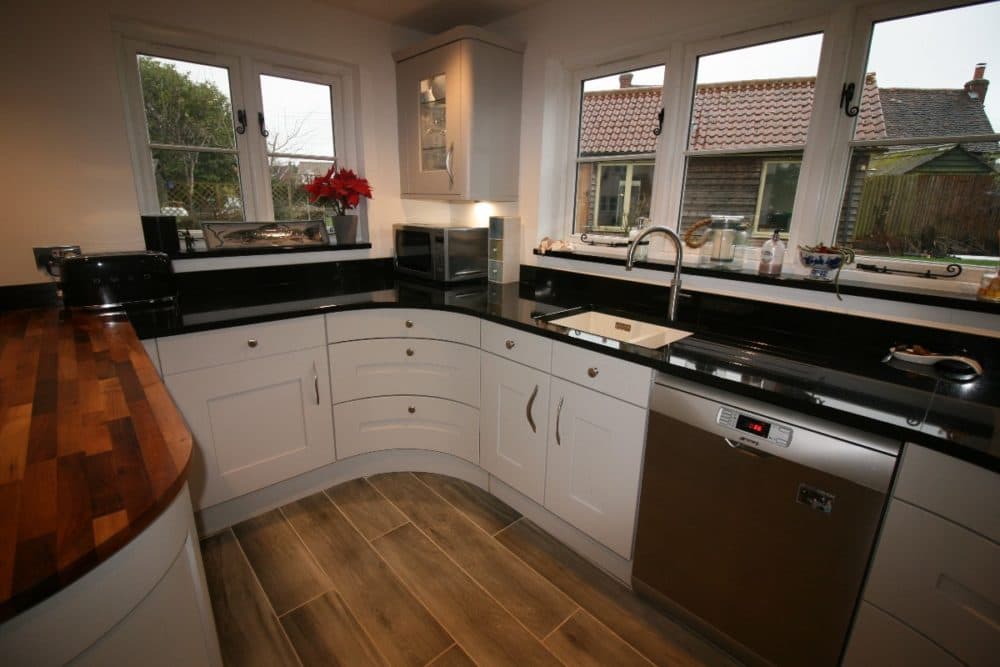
[236,55,271,222]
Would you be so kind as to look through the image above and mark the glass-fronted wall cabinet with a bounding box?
[394,27,524,201]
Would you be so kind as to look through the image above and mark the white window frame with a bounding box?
[113,21,360,225]
[558,0,999,288]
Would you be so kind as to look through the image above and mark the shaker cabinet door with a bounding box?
[396,41,465,197]
[480,353,550,504]
[544,378,647,558]
[166,348,335,509]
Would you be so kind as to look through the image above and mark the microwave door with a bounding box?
[396,229,433,276]
[444,230,488,280]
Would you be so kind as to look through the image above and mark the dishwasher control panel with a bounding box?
[717,407,793,447]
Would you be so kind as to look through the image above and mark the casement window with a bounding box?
[566,0,999,286]
[116,27,356,235]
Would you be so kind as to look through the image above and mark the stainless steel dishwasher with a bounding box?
[632,374,900,667]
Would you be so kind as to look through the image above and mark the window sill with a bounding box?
[170,242,372,260]
[533,248,1000,314]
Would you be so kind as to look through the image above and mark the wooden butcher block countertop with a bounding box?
[0,308,193,622]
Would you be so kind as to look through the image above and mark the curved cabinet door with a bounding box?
[480,352,549,504]
[166,347,335,509]
[544,378,647,559]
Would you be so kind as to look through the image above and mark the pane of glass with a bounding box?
[574,65,665,233]
[152,149,244,225]
[836,2,1000,263]
[138,55,235,149]
[835,145,1000,262]
[270,158,333,221]
[679,34,823,244]
[260,75,335,157]
[755,161,800,235]
[420,74,447,171]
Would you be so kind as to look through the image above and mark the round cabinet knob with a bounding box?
[247,339,259,348]
[406,348,414,357]
[408,406,416,414]
[587,367,599,378]
[405,320,414,328]
[505,339,516,350]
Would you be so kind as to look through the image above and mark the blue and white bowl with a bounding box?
[798,250,846,280]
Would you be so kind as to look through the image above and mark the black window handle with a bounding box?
[258,111,269,138]
[840,83,860,118]
[236,109,247,134]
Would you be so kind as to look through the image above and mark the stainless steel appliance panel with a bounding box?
[393,224,487,282]
[633,379,897,666]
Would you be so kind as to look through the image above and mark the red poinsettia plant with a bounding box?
[304,166,373,216]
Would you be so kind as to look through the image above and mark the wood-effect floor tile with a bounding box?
[282,492,453,667]
[369,473,576,638]
[200,530,299,667]
[544,609,653,667]
[413,472,521,534]
[372,523,561,666]
[280,591,387,667]
[496,519,738,667]
[326,477,407,540]
[427,644,477,667]
[232,509,332,616]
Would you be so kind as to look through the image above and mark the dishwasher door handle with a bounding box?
[724,437,770,459]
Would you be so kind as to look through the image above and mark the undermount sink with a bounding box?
[546,309,693,350]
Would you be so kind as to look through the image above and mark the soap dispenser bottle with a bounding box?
[758,230,785,276]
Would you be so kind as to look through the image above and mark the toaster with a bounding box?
[60,251,175,309]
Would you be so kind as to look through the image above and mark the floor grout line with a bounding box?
[574,607,660,667]
[275,588,329,620]
[228,526,305,667]
[365,473,570,655]
[410,471,522,542]
[492,515,525,538]
[279,491,395,667]
[421,642,456,667]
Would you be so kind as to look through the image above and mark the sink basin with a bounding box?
[546,310,692,349]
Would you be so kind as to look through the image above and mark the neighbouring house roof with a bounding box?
[878,87,997,152]
[579,74,885,155]
[579,73,995,156]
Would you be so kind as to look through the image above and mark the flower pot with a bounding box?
[328,215,359,245]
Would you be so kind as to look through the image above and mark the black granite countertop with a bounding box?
[126,264,999,473]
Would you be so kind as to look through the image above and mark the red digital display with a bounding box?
[736,414,771,438]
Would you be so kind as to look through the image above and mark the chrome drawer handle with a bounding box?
[312,362,320,405]
[555,396,564,445]
[526,384,538,433]
[408,406,416,414]
[587,367,599,378]
[505,339,516,350]
[247,338,259,348]
[406,348,414,357]
[405,320,414,328]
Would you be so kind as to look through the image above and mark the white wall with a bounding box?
[0,0,448,286]
[487,0,1000,336]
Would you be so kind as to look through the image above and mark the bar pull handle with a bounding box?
[312,362,320,405]
[555,396,564,445]
[445,143,454,188]
[526,384,538,433]
[724,437,769,459]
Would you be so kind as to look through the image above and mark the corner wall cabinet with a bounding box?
[844,444,1000,666]
[159,316,335,509]
[393,26,523,201]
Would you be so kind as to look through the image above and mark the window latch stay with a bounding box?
[236,109,247,135]
[840,83,859,118]
[653,108,665,136]
[258,111,270,138]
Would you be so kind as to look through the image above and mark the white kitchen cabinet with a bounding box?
[329,338,480,406]
[394,27,523,201]
[846,443,1000,666]
[544,377,647,558]
[165,347,335,509]
[480,352,550,504]
[334,395,479,463]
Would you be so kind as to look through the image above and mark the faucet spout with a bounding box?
[625,226,684,323]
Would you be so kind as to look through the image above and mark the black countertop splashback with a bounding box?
[126,260,999,472]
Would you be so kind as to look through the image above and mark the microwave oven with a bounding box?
[393,224,488,282]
